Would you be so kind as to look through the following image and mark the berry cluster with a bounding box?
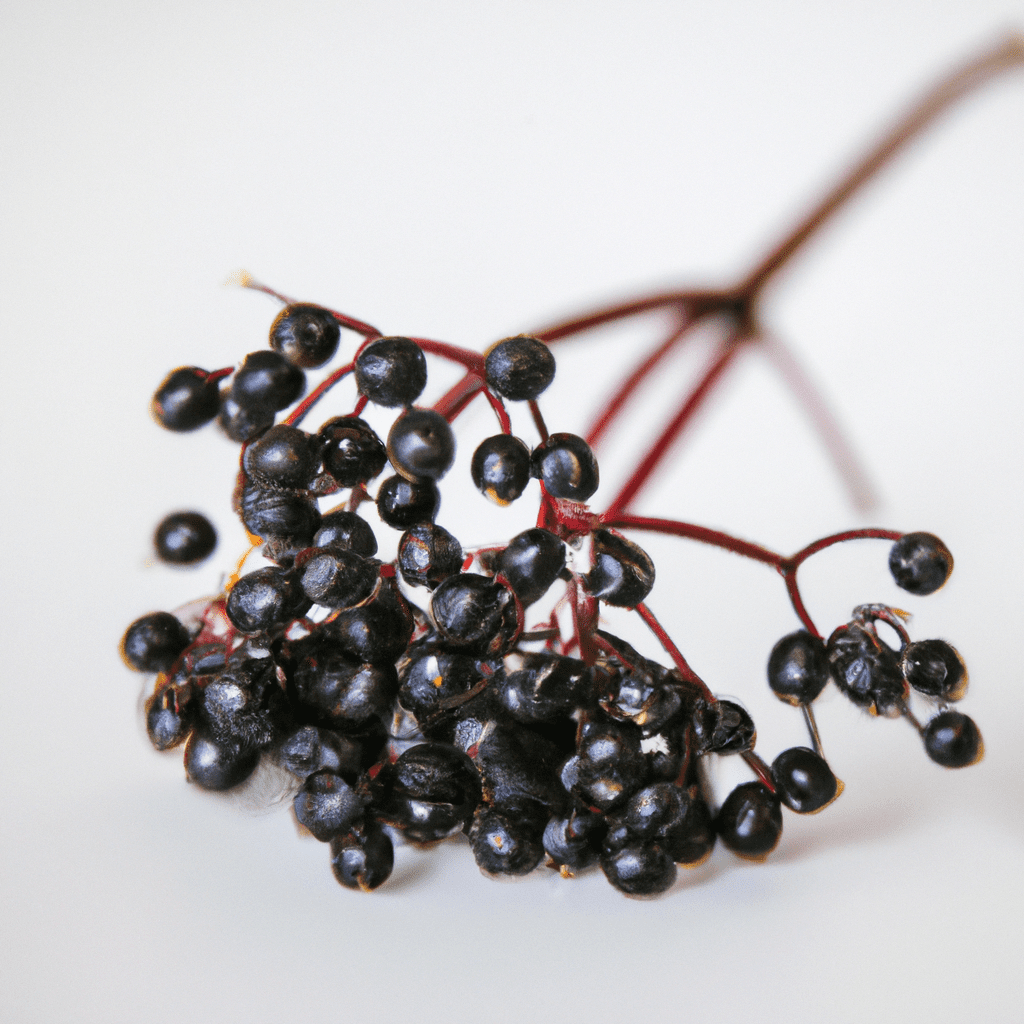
[123,275,982,897]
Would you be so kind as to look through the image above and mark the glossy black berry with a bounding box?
[889,532,954,596]
[199,661,289,751]
[184,730,260,791]
[318,417,388,487]
[531,433,599,502]
[314,509,378,557]
[294,770,364,841]
[121,611,191,672]
[387,408,456,481]
[902,639,968,701]
[397,524,463,589]
[600,843,677,897]
[496,528,566,607]
[469,807,545,876]
[716,782,783,860]
[319,578,413,664]
[277,725,363,781]
[568,721,648,812]
[471,434,532,506]
[826,622,906,716]
[431,573,519,656]
[767,630,829,705]
[154,511,217,565]
[771,747,841,813]
[231,350,305,413]
[270,303,340,369]
[297,548,380,609]
[330,819,394,891]
[242,425,320,490]
[152,367,220,432]
[692,699,756,754]
[494,655,587,725]
[145,681,195,751]
[240,484,321,543]
[354,336,427,408]
[226,567,305,633]
[484,335,556,401]
[376,474,440,529]
[218,392,274,442]
[923,711,983,768]
[585,530,655,608]
[290,651,398,730]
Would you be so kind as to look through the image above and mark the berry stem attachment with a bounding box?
[801,703,825,759]
[284,361,355,427]
[742,751,777,793]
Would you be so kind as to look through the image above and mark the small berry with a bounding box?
[497,528,566,607]
[231,351,305,413]
[585,530,655,608]
[471,434,532,505]
[121,611,191,672]
[270,304,340,368]
[531,433,599,502]
[355,337,427,408]
[330,819,395,891]
[397,523,464,589]
[716,781,783,860]
[484,335,556,401]
[889,532,954,596]
[154,511,217,565]
[318,417,387,487]
[766,630,829,705]
[218,392,274,442]
[923,710,983,768]
[387,408,456,481]
[242,425,320,490]
[376,474,440,529]
[294,770,364,841]
[902,639,968,701]
[314,509,379,557]
[184,730,259,791]
[771,747,841,813]
[152,367,220,432]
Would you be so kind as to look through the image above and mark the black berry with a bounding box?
[354,337,427,407]
[484,335,556,401]
[889,532,954,596]
[152,367,220,432]
[923,711,982,768]
[270,304,341,368]
[154,511,217,565]
[531,433,599,502]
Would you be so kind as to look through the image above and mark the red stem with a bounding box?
[408,337,486,374]
[481,388,512,434]
[284,362,355,427]
[634,602,713,700]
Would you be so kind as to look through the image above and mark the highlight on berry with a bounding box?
[121,39,1018,896]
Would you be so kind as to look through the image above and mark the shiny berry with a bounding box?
[600,843,677,897]
[231,350,305,412]
[354,336,427,407]
[387,408,456,481]
[145,680,195,751]
[923,710,982,768]
[889,532,954,596]
[397,523,463,589]
[716,781,783,860]
[318,417,388,487]
[902,639,968,701]
[242,425,320,489]
[376,474,440,529]
[484,335,556,401]
[218,392,274,442]
[497,528,566,606]
[826,622,906,716]
[226,567,305,633]
[270,303,340,368]
[585,530,655,608]
[431,573,519,656]
[240,484,321,543]
[298,548,380,609]
[154,511,217,565]
[531,433,599,502]
[184,730,259,791]
[471,434,532,505]
[330,819,394,891]
[767,630,829,705]
[771,747,841,813]
[469,807,545,876]
[294,770,364,841]
[121,611,191,672]
[314,509,378,557]
[152,367,220,432]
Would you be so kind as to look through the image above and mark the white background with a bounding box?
[2,3,1023,1022]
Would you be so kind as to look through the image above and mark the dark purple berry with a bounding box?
[121,612,191,673]
[270,304,340,369]
[902,639,968,701]
[431,573,519,656]
[294,770,364,841]
[226,567,305,633]
[354,337,427,408]
[154,511,217,565]
[330,819,394,891]
[716,781,783,860]
[827,622,906,716]
[471,434,532,506]
[767,630,829,705]
[297,548,380,609]
[240,484,321,543]
[600,843,677,897]
[585,530,655,608]
[484,335,556,401]
[531,433,599,502]
[397,524,464,589]
[387,409,456,481]
[242,424,320,490]
[889,532,954,596]
[771,747,841,813]
[314,509,379,557]
[469,806,545,876]
[145,680,195,751]
[923,711,982,768]
[231,350,305,413]
[496,528,566,607]
[152,367,220,432]
[693,699,756,754]
[218,392,274,442]
[184,730,259,791]
[376,474,440,529]
[318,417,387,487]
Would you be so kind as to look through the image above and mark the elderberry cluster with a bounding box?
[123,298,982,897]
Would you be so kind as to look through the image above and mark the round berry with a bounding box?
[923,711,983,768]
[294,770,364,841]
[376,474,440,529]
[585,530,655,608]
[231,351,306,413]
[387,408,456,481]
[531,433,599,502]
[318,417,387,487]
[314,509,379,557]
[242,424,320,490]
[771,747,841,813]
[218,392,274,442]
[154,511,217,565]
[298,548,380,609]
[269,303,340,368]
[121,612,191,672]
[152,367,220,432]
[226,567,305,633]
[767,630,829,705]
[497,528,566,607]
[471,434,532,505]
[354,337,427,408]
[184,730,259,791]
[902,639,968,701]
[330,820,394,891]
[469,807,545,876]
[716,781,783,860]
[397,523,464,589]
[826,622,906,716]
[431,573,519,656]
[484,335,556,401]
[240,484,321,543]
[889,532,954,596]
[600,843,677,897]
